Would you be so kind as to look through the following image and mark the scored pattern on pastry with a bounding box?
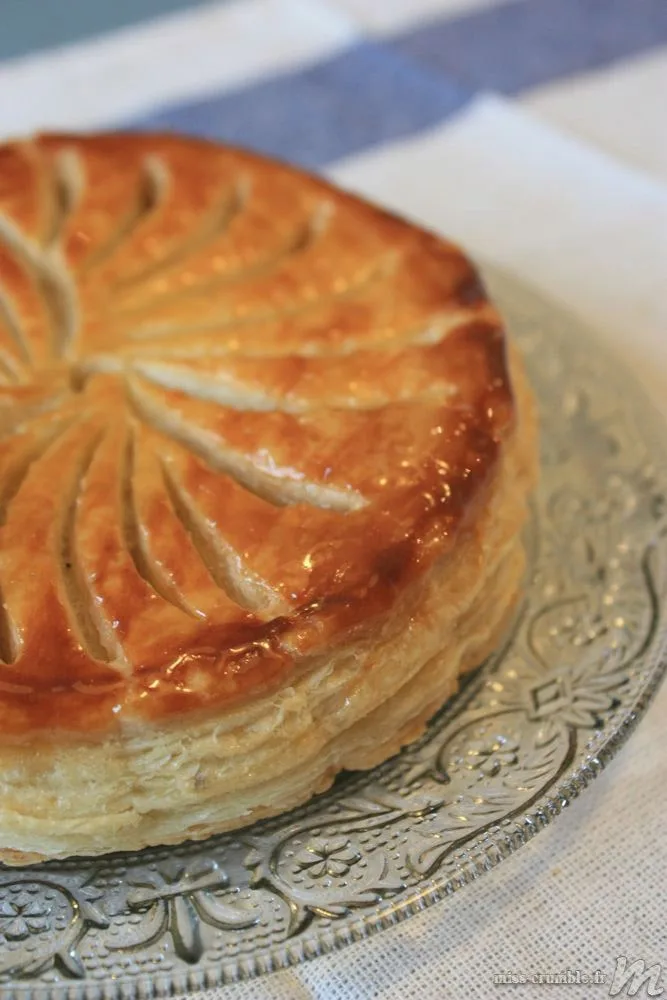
[0,136,504,670]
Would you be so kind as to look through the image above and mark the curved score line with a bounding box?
[121,425,205,621]
[132,361,297,413]
[125,375,366,513]
[0,417,78,663]
[121,253,396,341]
[0,147,82,361]
[0,390,67,440]
[0,417,77,526]
[161,460,286,616]
[129,357,457,413]
[79,154,169,272]
[113,172,250,291]
[0,283,32,370]
[0,348,23,384]
[0,580,17,665]
[119,306,475,363]
[59,429,129,668]
[46,148,85,248]
[111,199,332,314]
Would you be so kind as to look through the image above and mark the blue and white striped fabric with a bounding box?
[0,0,665,403]
[1,3,665,997]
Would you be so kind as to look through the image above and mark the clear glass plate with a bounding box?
[2,268,666,996]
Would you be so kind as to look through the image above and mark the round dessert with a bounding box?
[0,133,537,864]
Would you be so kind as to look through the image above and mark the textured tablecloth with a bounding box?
[1,2,666,997]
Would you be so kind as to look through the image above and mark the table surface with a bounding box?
[0,2,666,997]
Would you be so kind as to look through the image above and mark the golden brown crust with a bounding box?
[0,344,536,864]
[0,133,537,862]
[0,132,520,735]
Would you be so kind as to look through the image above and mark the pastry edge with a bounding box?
[0,347,537,865]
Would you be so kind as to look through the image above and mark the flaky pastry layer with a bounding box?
[0,348,536,865]
[0,133,538,862]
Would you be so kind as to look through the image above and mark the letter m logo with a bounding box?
[610,957,664,997]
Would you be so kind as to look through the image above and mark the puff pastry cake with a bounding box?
[0,133,537,865]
